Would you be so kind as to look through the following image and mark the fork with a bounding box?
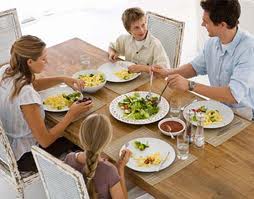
[157,151,170,172]
[156,81,170,105]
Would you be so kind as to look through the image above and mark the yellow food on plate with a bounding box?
[78,73,105,87]
[204,110,223,126]
[191,106,223,126]
[135,152,161,167]
[43,94,70,110]
[114,69,135,80]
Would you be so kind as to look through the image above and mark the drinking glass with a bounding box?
[169,98,181,118]
[79,55,90,70]
[177,133,189,160]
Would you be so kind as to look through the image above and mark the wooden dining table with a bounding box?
[42,38,254,199]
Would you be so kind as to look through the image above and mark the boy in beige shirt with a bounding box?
[108,7,170,73]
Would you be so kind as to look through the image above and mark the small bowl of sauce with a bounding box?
[158,118,186,138]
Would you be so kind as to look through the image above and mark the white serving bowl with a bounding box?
[72,69,106,93]
[158,118,186,137]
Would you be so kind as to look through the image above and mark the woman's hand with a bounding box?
[63,77,84,91]
[128,64,148,73]
[66,100,92,121]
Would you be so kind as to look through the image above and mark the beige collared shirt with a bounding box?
[109,32,170,67]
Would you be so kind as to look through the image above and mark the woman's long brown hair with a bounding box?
[79,114,113,199]
[0,35,46,100]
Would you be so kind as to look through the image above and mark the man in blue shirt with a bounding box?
[152,0,254,120]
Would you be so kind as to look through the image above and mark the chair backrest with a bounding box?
[147,11,184,68]
[31,146,90,199]
[0,8,22,66]
[0,120,23,187]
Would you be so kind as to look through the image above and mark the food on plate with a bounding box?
[191,105,223,126]
[160,121,183,132]
[114,69,136,80]
[77,96,92,104]
[78,73,105,87]
[135,152,161,167]
[43,91,82,110]
[133,140,149,151]
[118,93,159,120]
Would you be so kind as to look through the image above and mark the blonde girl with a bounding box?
[65,114,131,199]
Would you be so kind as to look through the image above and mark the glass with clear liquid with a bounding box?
[177,133,189,160]
[169,98,181,118]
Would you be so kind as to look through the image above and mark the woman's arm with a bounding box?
[33,77,84,91]
[21,101,92,148]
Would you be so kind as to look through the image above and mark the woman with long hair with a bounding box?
[0,35,92,172]
[65,114,131,199]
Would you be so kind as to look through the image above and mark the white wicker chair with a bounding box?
[0,8,22,66]
[0,120,40,199]
[31,146,90,199]
[147,11,184,68]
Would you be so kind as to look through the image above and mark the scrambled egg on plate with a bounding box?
[134,152,161,167]
[78,73,105,87]
[192,106,223,126]
[114,69,135,80]
[43,94,70,110]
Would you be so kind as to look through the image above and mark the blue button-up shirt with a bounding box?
[191,29,254,119]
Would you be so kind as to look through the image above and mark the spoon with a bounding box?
[165,124,175,139]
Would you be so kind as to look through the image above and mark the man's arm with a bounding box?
[166,74,238,104]
[192,83,237,104]
[152,63,197,78]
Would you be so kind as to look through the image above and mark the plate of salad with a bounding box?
[109,91,169,125]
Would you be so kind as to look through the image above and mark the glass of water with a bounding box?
[80,55,90,70]
[169,97,181,118]
[177,133,189,160]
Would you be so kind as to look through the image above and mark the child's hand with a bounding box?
[128,64,148,73]
[118,149,132,169]
[108,50,119,62]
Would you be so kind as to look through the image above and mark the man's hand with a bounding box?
[167,74,189,91]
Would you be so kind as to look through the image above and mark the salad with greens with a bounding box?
[118,93,159,120]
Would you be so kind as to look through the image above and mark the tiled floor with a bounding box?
[0,1,209,198]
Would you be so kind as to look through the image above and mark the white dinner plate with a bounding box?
[183,100,234,128]
[97,61,141,82]
[109,91,169,125]
[39,86,76,112]
[120,137,175,172]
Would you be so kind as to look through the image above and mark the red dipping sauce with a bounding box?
[160,121,183,132]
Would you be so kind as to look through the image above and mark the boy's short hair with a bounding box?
[121,7,145,31]
[200,0,241,29]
